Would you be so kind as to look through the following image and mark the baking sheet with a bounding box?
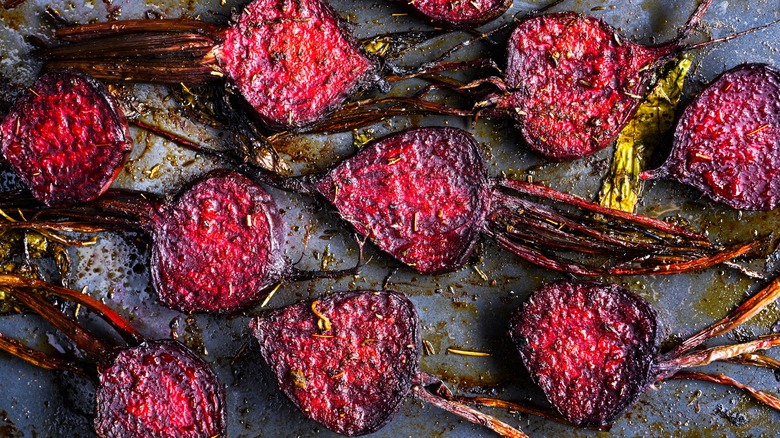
[2,0,780,436]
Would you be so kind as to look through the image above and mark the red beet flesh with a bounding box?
[314,127,491,274]
[504,12,672,160]
[216,0,376,130]
[642,64,780,211]
[406,0,511,28]
[509,281,658,427]
[0,71,132,206]
[150,171,287,313]
[250,291,420,436]
[94,340,226,438]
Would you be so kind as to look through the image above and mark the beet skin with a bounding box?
[509,281,658,427]
[314,127,491,274]
[0,71,132,206]
[642,64,780,211]
[250,291,420,436]
[150,171,287,313]
[94,340,226,438]
[216,0,376,130]
[407,0,512,28]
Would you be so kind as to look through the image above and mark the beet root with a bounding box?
[509,281,658,427]
[501,11,683,160]
[150,171,287,313]
[313,127,491,274]
[216,0,377,130]
[95,340,226,438]
[641,64,780,210]
[250,290,420,436]
[404,0,512,29]
[0,71,132,206]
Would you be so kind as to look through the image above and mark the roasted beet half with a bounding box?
[95,340,225,438]
[291,127,757,276]
[0,170,356,314]
[250,290,529,437]
[313,127,491,274]
[38,0,378,131]
[402,0,512,29]
[0,71,132,206]
[504,279,780,427]
[0,275,226,438]
[642,64,780,210]
[251,291,419,435]
[509,281,658,426]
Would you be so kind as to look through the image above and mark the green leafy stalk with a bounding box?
[599,57,691,212]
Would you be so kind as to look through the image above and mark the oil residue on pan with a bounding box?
[1,0,780,436]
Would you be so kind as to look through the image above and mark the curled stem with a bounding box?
[669,371,780,412]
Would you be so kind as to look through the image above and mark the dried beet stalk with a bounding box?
[0,170,360,314]
[504,278,780,427]
[250,290,528,437]
[228,127,755,276]
[0,71,132,207]
[0,274,226,438]
[642,64,780,210]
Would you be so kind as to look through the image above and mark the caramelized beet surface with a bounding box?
[509,281,658,427]
[250,291,420,436]
[406,0,512,28]
[95,340,226,438]
[216,0,376,129]
[149,171,287,313]
[642,64,780,210]
[0,71,132,206]
[314,127,491,274]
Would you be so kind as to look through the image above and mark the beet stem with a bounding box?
[0,274,144,346]
[1,285,111,359]
[725,353,780,370]
[659,334,780,372]
[53,18,223,42]
[669,371,780,412]
[683,18,780,52]
[448,395,600,430]
[413,384,529,438]
[677,0,713,40]
[666,276,780,359]
[0,332,85,374]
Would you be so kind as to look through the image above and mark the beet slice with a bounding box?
[500,2,713,160]
[641,64,780,210]
[148,171,287,313]
[38,0,378,131]
[250,290,528,437]
[509,281,658,426]
[215,0,377,129]
[313,127,491,274]
[301,127,756,276]
[95,340,226,438]
[0,71,132,206]
[0,275,227,438]
[0,170,357,314]
[403,0,512,29]
[504,279,780,427]
[251,291,419,435]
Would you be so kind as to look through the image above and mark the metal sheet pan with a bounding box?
[1,0,780,436]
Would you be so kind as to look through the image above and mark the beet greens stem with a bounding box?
[413,385,529,438]
[669,371,780,412]
[0,333,85,373]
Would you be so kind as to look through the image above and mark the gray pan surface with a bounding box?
[2,0,780,436]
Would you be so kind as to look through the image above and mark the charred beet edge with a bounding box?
[302,127,757,275]
[0,71,132,207]
[0,275,226,438]
[0,170,358,314]
[507,279,780,427]
[402,0,512,29]
[38,0,378,130]
[250,290,528,437]
[642,64,780,210]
